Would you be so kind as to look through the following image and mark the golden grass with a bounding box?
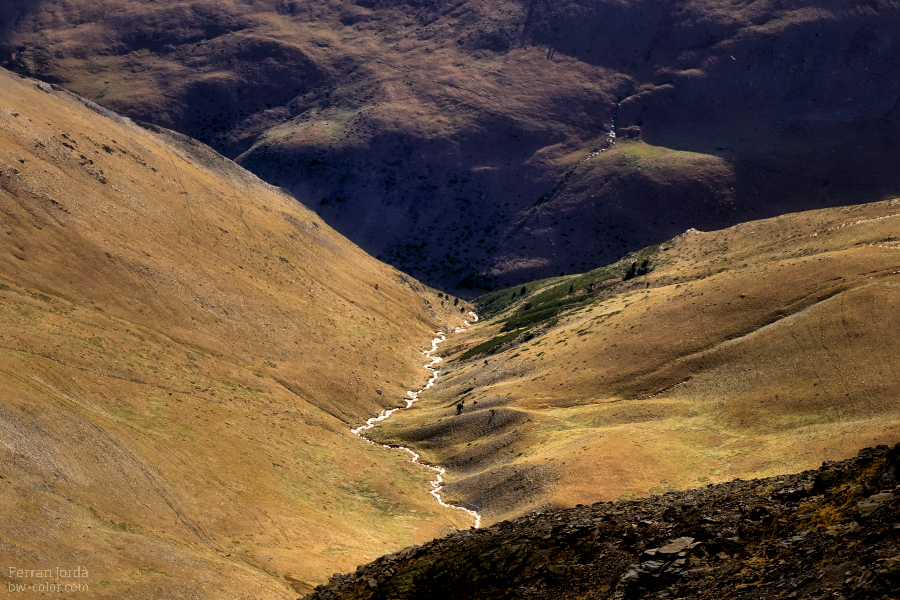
[373,199,900,524]
[0,69,473,598]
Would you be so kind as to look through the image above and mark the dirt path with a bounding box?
[351,312,482,528]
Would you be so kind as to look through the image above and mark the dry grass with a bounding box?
[374,199,900,524]
[0,69,473,598]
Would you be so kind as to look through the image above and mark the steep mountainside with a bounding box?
[3,0,899,292]
[0,67,474,598]
[369,198,900,524]
[304,443,900,600]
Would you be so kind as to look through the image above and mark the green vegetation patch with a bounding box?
[500,299,579,333]
[457,242,671,360]
[477,278,565,319]
[487,246,663,331]
[460,245,666,362]
[457,330,524,361]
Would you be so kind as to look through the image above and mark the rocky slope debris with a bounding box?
[303,443,900,599]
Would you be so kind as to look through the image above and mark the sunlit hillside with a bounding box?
[370,199,900,523]
[0,68,473,598]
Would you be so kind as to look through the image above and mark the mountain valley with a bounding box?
[0,1,900,597]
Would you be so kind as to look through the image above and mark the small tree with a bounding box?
[623,262,637,281]
[453,297,459,306]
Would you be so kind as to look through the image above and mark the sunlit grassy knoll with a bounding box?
[372,199,900,524]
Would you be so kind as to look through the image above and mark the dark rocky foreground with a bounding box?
[304,444,900,599]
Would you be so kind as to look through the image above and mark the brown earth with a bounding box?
[3,0,899,293]
[369,197,900,525]
[0,67,476,598]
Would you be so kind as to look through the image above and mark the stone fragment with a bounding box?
[656,537,696,555]
[857,492,894,517]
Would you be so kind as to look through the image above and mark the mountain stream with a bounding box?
[351,312,482,529]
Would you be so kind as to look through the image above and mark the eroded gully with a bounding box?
[351,312,482,529]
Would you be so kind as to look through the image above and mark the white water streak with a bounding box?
[351,312,481,529]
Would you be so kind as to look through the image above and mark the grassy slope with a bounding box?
[369,199,900,523]
[0,69,473,598]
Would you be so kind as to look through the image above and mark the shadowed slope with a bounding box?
[3,0,899,291]
[0,68,474,598]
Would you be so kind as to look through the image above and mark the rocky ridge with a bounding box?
[303,443,900,599]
